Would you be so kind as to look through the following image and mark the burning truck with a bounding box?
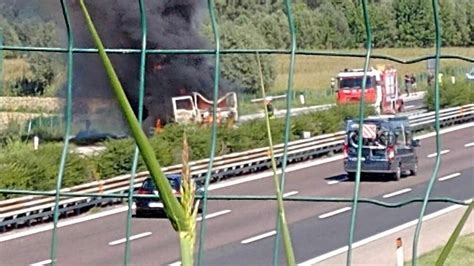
[66,0,238,137]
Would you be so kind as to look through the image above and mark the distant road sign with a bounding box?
[427,59,436,72]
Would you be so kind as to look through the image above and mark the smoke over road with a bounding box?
[1,0,234,133]
[67,0,231,131]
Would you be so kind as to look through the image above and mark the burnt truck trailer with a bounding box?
[171,92,238,124]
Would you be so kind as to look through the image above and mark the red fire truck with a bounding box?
[335,65,404,114]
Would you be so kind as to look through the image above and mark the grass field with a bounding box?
[3,58,32,83]
[3,47,472,115]
[406,233,474,266]
[273,47,474,93]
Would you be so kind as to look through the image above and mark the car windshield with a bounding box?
[339,76,375,89]
[168,178,180,191]
[142,179,155,190]
[142,176,181,191]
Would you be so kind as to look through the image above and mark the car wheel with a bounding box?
[410,163,418,176]
[393,166,401,181]
[347,172,355,181]
[135,209,146,217]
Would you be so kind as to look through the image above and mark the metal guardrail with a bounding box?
[1,103,473,232]
[238,92,426,123]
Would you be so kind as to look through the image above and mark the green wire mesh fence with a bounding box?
[0,0,473,265]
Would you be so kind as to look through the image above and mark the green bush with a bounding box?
[0,142,95,199]
[425,78,474,111]
[0,105,369,198]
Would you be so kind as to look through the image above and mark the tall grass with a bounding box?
[273,47,474,93]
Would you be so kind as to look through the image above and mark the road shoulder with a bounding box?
[316,204,474,265]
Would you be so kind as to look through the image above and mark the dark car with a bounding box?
[134,174,203,217]
[343,115,420,181]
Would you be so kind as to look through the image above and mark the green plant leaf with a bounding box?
[78,0,187,231]
[435,199,473,266]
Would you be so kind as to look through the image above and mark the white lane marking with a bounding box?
[30,259,52,266]
[464,142,474,148]
[318,207,351,219]
[438,172,461,182]
[283,191,299,197]
[208,155,344,191]
[298,199,472,265]
[241,230,276,244]
[108,232,152,246]
[327,177,348,185]
[196,209,231,221]
[168,262,181,266]
[382,188,412,199]
[3,123,473,243]
[404,105,415,109]
[427,149,450,158]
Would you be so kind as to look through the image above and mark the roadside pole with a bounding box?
[396,237,404,266]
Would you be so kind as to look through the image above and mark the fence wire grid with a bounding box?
[0,0,473,266]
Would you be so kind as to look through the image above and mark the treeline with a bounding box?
[1,1,472,96]
[216,0,473,49]
[0,5,63,96]
[212,0,474,93]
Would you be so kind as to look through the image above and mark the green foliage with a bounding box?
[369,2,398,48]
[312,1,352,49]
[255,10,289,49]
[425,78,474,111]
[0,104,371,200]
[393,0,435,47]
[219,21,276,94]
[0,5,63,96]
[0,142,95,199]
[214,0,473,52]
[407,233,474,266]
[0,15,21,59]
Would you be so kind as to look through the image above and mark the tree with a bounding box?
[465,0,474,45]
[0,15,21,58]
[439,0,460,46]
[314,1,352,49]
[370,1,397,48]
[219,21,276,94]
[335,0,365,48]
[393,0,434,47]
[255,11,289,49]
[293,2,321,49]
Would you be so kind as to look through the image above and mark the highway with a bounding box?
[238,93,426,123]
[0,123,472,266]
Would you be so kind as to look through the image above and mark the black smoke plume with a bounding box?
[67,0,232,131]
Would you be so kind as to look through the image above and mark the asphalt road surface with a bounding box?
[0,124,472,266]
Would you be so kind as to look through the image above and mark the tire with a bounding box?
[410,163,418,176]
[347,172,356,181]
[135,209,146,217]
[393,166,401,181]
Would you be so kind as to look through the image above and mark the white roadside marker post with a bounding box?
[33,135,39,150]
[396,237,404,266]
